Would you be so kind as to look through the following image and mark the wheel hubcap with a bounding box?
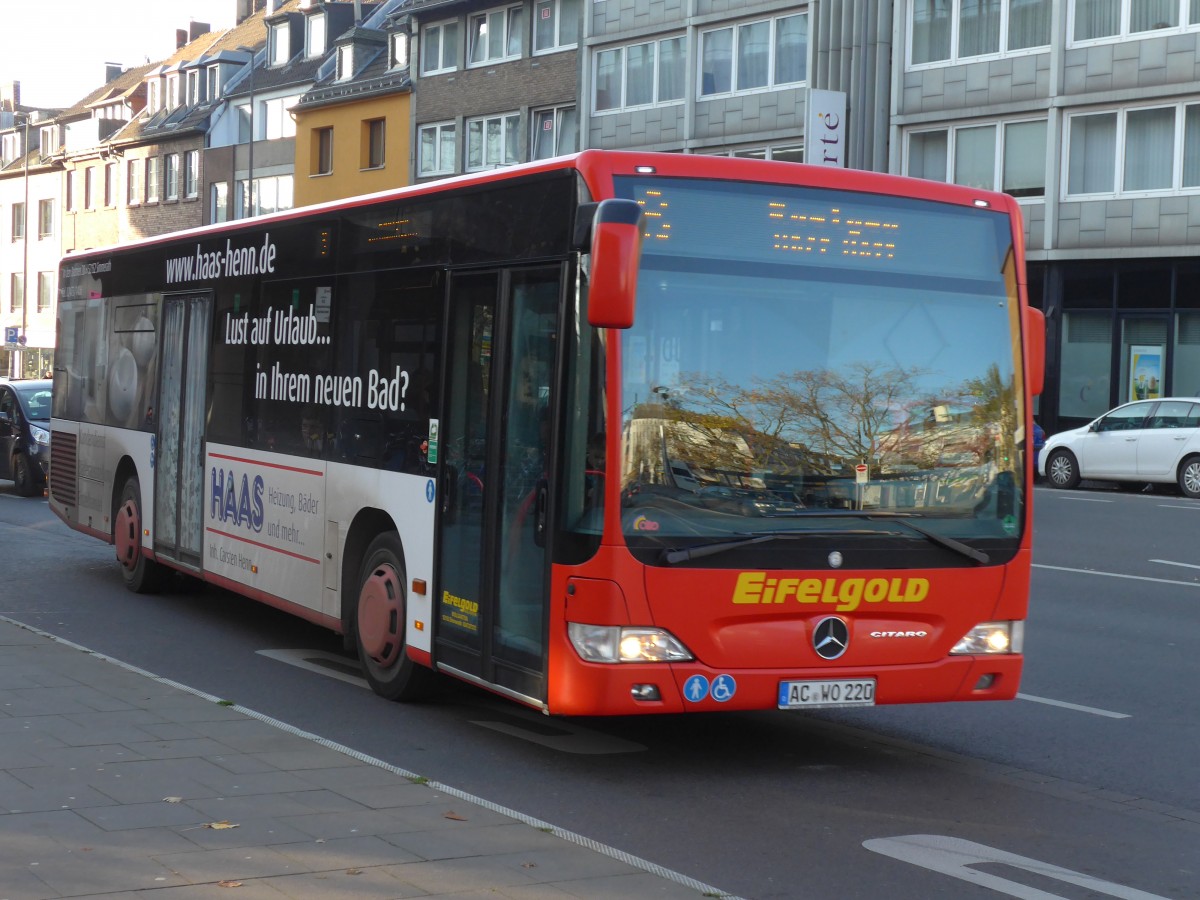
[1184,465,1200,495]
[115,499,140,571]
[358,563,403,667]
[1051,458,1071,484]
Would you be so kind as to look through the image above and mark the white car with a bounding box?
[1039,398,1200,497]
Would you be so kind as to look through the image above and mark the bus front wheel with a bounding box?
[115,476,167,594]
[354,533,434,701]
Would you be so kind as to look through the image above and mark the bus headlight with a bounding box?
[568,624,694,663]
[950,621,1024,655]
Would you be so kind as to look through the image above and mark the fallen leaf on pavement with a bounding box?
[204,821,240,830]
[218,881,243,888]
[444,811,467,821]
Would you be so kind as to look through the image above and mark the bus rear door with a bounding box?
[154,291,212,570]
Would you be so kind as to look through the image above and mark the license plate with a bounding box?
[778,678,876,709]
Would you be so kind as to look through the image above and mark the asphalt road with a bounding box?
[1,481,1196,899]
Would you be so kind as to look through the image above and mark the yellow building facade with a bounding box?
[293,91,411,208]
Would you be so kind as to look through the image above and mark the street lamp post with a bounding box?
[19,112,30,378]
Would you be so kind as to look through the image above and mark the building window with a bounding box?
[306,13,326,57]
[211,182,229,223]
[207,65,220,100]
[466,112,520,170]
[127,159,141,205]
[38,199,53,238]
[10,273,23,312]
[337,45,354,80]
[147,79,161,113]
[532,105,577,159]
[390,31,409,69]
[594,36,685,112]
[701,13,808,96]
[534,0,580,53]
[11,202,24,240]
[65,170,74,212]
[84,167,95,209]
[104,163,117,206]
[146,157,160,203]
[422,21,459,74]
[236,174,293,218]
[364,118,385,169]
[905,119,1047,198]
[419,121,456,176]
[717,144,805,163]
[184,150,199,199]
[166,73,180,110]
[36,272,51,312]
[261,97,297,140]
[271,22,291,66]
[1070,0,1188,43]
[911,0,1051,65]
[468,5,523,66]
[165,153,180,201]
[1065,103,1200,196]
[187,69,201,105]
[314,127,333,175]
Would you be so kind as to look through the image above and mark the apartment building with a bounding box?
[893,0,1200,433]
[292,0,415,206]
[0,85,61,377]
[408,0,581,183]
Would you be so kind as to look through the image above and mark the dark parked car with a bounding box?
[0,379,51,496]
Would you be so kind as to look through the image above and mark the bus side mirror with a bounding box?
[587,199,644,330]
[1025,306,1045,397]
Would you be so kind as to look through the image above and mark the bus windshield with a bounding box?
[613,175,1025,560]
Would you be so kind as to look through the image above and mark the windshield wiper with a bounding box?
[659,529,876,565]
[817,510,990,565]
[657,512,989,566]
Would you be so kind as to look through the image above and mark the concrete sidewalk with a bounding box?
[0,618,732,899]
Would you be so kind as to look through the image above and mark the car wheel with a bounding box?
[115,476,168,593]
[12,452,37,497]
[1177,456,1200,499]
[354,532,435,702]
[1046,449,1081,489]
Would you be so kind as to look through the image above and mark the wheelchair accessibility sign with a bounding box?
[683,674,737,703]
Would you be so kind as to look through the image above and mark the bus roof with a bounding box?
[59,149,1019,266]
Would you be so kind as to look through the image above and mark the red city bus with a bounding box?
[50,150,1044,715]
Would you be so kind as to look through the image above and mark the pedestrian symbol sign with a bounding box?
[683,674,709,702]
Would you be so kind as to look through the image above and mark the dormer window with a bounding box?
[148,79,162,113]
[271,22,291,66]
[207,65,220,100]
[39,126,55,155]
[306,13,326,57]
[166,73,180,110]
[187,69,201,105]
[337,45,354,80]
[390,32,409,69]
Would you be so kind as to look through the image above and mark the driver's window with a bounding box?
[0,392,13,418]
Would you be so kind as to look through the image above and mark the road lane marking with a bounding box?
[1016,693,1130,719]
[1033,563,1200,588]
[1155,503,1200,510]
[864,834,1170,899]
[1044,495,1113,502]
[1149,558,1200,571]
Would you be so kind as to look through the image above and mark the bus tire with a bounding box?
[115,476,167,594]
[354,532,434,701]
[12,452,37,497]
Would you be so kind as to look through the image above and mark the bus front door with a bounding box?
[436,268,562,703]
[154,292,212,570]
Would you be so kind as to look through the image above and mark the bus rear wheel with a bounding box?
[115,476,167,594]
[354,533,434,701]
